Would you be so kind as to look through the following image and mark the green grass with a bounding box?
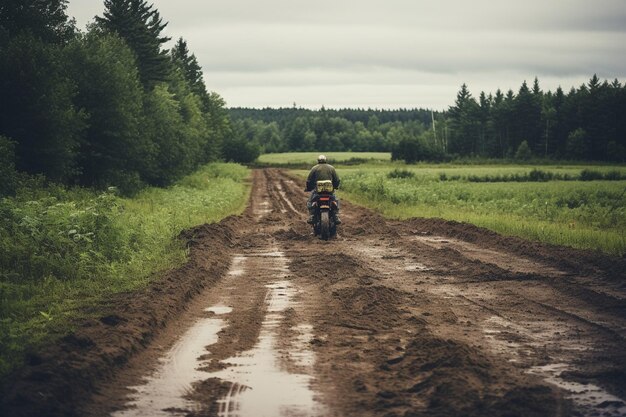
[288,160,626,256]
[336,164,625,256]
[0,163,250,378]
[258,152,391,165]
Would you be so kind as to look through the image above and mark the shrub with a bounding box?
[387,169,415,179]
[579,169,604,181]
[514,141,532,161]
[528,169,553,182]
[566,129,588,160]
[222,136,261,163]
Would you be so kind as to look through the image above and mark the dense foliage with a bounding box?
[0,0,253,377]
[0,163,249,378]
[230,76,626,163]
[447,78,626,162]
[0,0,234,195]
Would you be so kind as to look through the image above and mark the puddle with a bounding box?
[210,280,325,417]
[114,253,248,416]
[248,250,286,258]
[404,263,430,272]
[479,314,625,415]
[529,364,626,417]
[290,324,316,368]
[255,201,272,218]
[481,317,522,359]
[115,249,323,417]
[113,318,225,417]
[275,182,298,213]
[229,256,247,276]
[206,304,233,315]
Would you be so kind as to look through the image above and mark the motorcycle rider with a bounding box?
[305,155,341,225]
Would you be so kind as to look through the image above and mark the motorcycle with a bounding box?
[310,180,338,240]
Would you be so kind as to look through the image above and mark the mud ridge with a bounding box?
[403,217,626,280]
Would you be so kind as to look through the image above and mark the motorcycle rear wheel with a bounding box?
[320,211,330,240]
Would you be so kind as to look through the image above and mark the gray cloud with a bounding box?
[67,0,626,109]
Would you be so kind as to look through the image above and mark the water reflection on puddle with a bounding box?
[211,281,324,417]
[529,364,626,417]
[113,318,225,417]
[479,315,626,416]
[115,250,323,417]
[228,256,247,277]
[206,304,233,315]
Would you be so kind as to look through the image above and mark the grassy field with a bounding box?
[288,159,626,256]
[0,163,250,377]
[258,152,391,165]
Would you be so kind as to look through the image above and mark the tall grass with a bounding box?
[0,163,250,378]
[339,166,626,256]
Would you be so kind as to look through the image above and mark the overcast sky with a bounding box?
[67,0,626,110]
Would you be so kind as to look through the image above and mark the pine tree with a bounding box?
[512,81,542,154]
[97,0,171,88]
[0,34,86,181]
[448,84,479,155]
[478,91,492,156]
[0,0,75,43]
[171,38,209,105]
[65,30,151,192]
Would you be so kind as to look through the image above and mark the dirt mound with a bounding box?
[344,210,396,237]
[273,226,310,241]
[0,217,244,417]
[333,285,404,317]
[289,252,378,286]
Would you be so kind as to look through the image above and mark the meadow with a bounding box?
[0,163,250,377]
[257,152,391,166]
[288,156,626,256]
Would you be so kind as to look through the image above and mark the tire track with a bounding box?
[273,168,626,416]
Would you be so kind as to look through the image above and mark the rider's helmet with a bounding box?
[317,154,327,163]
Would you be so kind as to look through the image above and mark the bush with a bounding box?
[222,136,261,163]
[579,169,604,181]
[514,141,532,161]
[528,169,553,182]
[566,129,588,160]
[391,132,444,163]
[388,169,415,179]
[0,191,124,284]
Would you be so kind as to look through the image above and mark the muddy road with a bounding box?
[3,168,626,417]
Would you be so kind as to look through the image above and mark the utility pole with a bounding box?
[431,111,438,148]
[545,120,548,158]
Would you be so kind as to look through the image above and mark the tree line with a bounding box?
[1,0,231,195]
[230,76,626,163]
[229,107,434,156]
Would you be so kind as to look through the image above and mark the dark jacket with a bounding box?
[306,163,340,191]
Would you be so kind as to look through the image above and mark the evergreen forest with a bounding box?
[2,0,625,201]
[1,0,231,196]
[230,76,626,164]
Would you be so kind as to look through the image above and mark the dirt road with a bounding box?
[3,168,626,417]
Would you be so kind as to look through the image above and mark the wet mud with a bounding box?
[2,168,625,417]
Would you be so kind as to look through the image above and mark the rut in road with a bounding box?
[85,168,625,417]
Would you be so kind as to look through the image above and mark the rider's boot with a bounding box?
[334,212,342,224]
